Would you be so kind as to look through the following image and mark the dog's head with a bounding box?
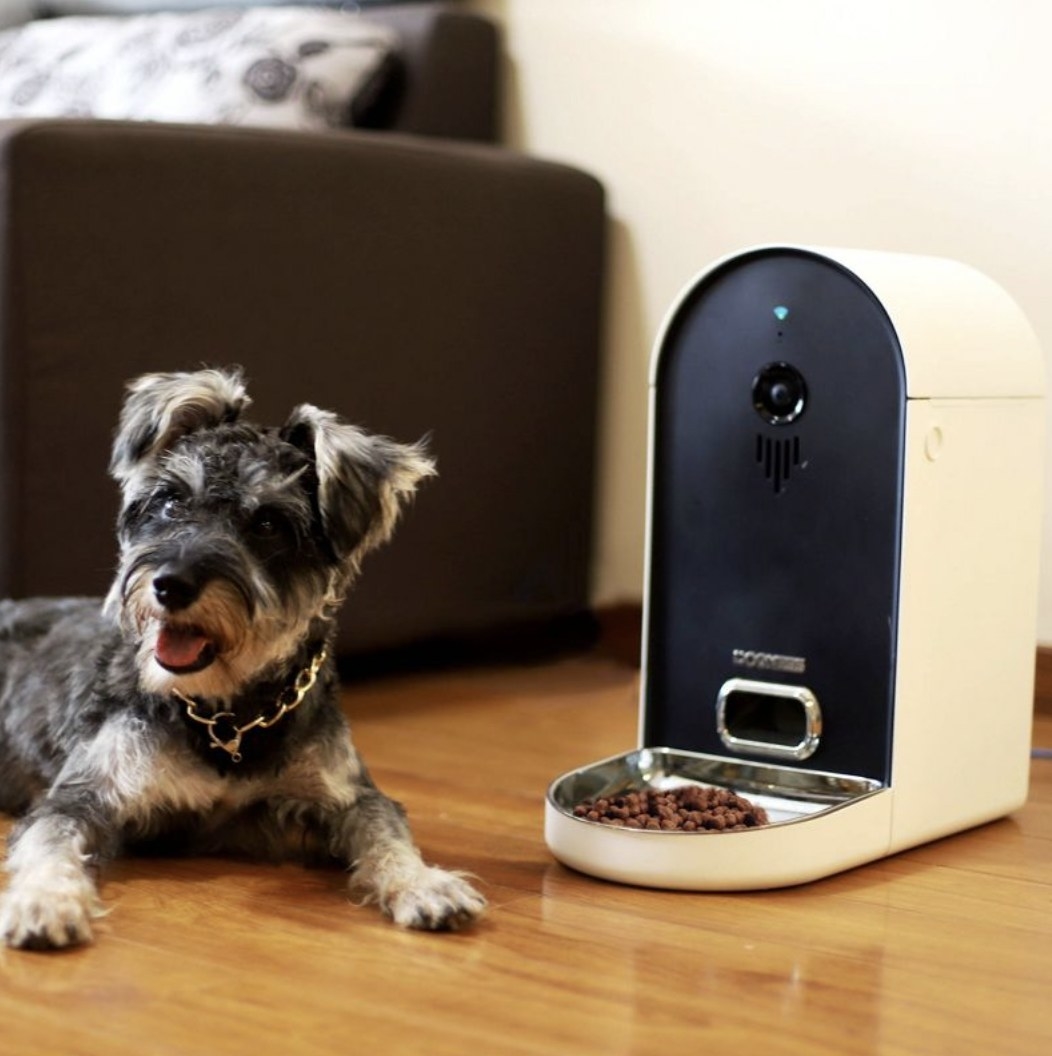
[106,367,434,698]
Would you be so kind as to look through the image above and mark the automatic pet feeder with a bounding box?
[546,245,1045,889]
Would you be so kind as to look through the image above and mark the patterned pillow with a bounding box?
[0,7,399,130]
[36,2,346,12]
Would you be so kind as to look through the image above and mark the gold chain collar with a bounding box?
[173,647,328,763]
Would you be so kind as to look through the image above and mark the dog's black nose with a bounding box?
[152,571,201,612]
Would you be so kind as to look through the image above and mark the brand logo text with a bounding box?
[731,649,807,674]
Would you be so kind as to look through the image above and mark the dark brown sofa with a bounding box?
[0,3,607,660]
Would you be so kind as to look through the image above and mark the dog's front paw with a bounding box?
[378,866,487,932]
[0,882,100,950]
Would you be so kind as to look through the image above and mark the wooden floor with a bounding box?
[2,652,1051,1056]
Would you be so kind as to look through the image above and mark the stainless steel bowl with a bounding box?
[545,748,889,889]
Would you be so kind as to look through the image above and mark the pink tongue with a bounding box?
[155,626,212,669]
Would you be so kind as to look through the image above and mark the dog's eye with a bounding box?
[157,494,187,521]
[249,508,287,539]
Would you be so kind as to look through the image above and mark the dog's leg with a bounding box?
[325,785,486,931]
[0,798,113,950]
[0,712,161,950]
[279,747,486,932]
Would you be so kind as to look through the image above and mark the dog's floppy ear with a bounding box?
[281,404,436,568]
[110,368,250,488]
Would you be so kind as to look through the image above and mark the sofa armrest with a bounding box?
[364,5,500,141]
[0,118,605,655]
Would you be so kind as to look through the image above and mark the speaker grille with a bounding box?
[755,434,802,494]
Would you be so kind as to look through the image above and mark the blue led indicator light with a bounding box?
[773,305,790,322]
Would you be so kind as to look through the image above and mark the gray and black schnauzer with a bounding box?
[0,368,485,949]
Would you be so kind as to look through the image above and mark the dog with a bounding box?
[0,368,485,949]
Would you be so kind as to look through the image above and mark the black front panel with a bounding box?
[643,250,905,782]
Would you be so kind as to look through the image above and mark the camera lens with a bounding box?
[753,362,807,425]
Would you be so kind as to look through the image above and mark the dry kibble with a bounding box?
[572,785,768,831]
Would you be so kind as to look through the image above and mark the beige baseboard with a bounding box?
[1035,647,1052,715]
[593,602,643,667]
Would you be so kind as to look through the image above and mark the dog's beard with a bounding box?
[118,570,321,700]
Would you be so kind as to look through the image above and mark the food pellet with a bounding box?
[572,785,768,831]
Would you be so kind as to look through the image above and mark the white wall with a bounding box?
[469,0,1052,640]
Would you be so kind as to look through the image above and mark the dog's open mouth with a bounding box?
[154,624,217,674]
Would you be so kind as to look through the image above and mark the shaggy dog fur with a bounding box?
[0,368,485,949]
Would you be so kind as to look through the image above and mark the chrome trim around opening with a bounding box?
[716,677,822,762]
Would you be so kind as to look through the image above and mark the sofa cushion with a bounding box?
[0,7,399,129]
